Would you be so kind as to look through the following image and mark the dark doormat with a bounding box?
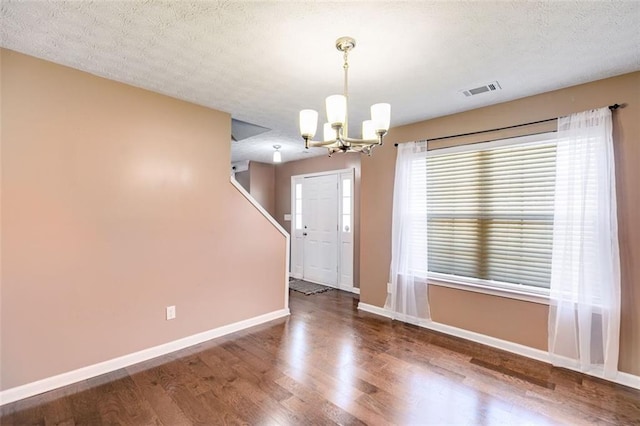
[289,280,335,295]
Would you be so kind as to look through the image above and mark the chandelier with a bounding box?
[299,37,391,156]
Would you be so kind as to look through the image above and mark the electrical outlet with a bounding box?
[166,305,176,320]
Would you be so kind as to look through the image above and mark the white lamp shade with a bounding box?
[299,109,318,138]
[362,120,376,140]
[273,150,282,163]
[326,95,347,125]
[323,123,335,142]
[371,103,391,132]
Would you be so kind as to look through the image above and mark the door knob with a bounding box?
[303,232,308,236]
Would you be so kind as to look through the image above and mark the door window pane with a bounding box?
[295,183,303,230]
[342,178,352,233]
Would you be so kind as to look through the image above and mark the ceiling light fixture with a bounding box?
[299,37,390,156]
[273,145,282,163]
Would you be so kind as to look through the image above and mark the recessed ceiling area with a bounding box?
[1,1,638,163]
[231,119,270,143]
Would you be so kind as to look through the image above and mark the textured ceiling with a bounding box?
[1,1,639,164]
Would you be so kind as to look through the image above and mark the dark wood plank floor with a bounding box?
[2,290,639,425]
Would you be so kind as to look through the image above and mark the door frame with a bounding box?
[290,168,355,292]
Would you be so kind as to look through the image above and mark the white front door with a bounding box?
[302,174,338,286]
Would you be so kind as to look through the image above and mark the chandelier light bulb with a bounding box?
[362,120,376,140]
[299,109,318,138]
[326,95,347,126]
[371,103,391,133]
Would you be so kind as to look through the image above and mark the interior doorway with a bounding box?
[291,169,354,292]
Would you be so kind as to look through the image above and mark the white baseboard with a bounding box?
[357,302,640,390]
[358,302,393,319]
[337,284,360,295]
[616,370,640,389]
[0,308,290,406]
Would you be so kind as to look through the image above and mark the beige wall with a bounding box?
[360,72,640,375]
[249,161,276,217]
[0,49,287,390]
[275,154,361,287]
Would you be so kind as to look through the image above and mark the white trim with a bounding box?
[420,317,550,364]
[428,277,550,305]
[357,302,393,319]
[230,177,290,310]
[388,274,550,305]
[615,371,640,390]
[291,168,355,289]
[291,177,302,276]
[0,308,290,406]
[338,170,355,289]
[304,279,359,295]
[356,302,640,390]
[292,168,354,180]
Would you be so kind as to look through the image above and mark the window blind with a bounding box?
[426,141,556,289]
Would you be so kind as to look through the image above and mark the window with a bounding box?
[294,183,302,230]
[425,135,557,292]
[341,178,352,232]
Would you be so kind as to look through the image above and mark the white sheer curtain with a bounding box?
[385,141,430,321]
[548,107,621,378]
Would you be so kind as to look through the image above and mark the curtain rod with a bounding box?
[393,103,623,147]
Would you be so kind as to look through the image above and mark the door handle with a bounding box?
[303,232,308,236]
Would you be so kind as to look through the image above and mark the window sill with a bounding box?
[427,274,550,305]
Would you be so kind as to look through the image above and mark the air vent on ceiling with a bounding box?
[461,81,502,97]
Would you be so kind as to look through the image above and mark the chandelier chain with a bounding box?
[343,50,349,139]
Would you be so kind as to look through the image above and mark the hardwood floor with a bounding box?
[2,290,639,425]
